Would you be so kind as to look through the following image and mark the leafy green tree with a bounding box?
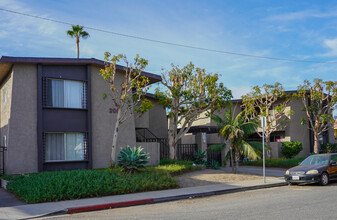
[211,108,264,173]
[297,79,337,153]
[241,83,293,154]
[155,63,232,159]
[100,52,153,166]
[67,25,90,59]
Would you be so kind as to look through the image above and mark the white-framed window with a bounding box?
[3,88,6,103]
[3,135,6,147]
[47,79,86,109]
[44,132,86,162]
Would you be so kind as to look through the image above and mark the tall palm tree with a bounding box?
[211,108,267,173]
[67,25,90,59]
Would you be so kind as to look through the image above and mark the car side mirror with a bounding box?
[330,161,337,166]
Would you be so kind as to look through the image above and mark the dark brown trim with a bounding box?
[0,56,161,83]
[87,64,92,169]
[37,64,43,172]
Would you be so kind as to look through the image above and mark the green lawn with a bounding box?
[3,161,200,204]
[241,157,306,168]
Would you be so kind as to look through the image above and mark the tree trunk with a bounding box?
[230,142,234,173]
[313,132,320,154]
[265,134,271,158]
[235,151,240,174]
[76,37,80,59]
[111,108,121,167]
[168,116,177,160]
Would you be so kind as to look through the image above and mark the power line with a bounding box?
[1,7,337,64]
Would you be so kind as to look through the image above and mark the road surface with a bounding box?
[42,180,337,220]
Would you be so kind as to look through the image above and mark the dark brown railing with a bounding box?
[176,144,198,161]
[0,146,6,176]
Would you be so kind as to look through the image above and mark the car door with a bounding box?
[328,154,337,179]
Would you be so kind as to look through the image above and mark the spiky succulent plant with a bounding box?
[117,146,149,172]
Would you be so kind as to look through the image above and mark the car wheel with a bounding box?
[320,172,329,186]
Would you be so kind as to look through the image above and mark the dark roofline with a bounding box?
[0,56,162,83]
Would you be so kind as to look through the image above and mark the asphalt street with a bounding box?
[41,180,337,220]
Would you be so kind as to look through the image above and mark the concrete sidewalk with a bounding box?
[0,177,286,220]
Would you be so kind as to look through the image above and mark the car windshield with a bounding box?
[300,155,329,166]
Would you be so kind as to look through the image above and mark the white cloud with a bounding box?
[267,9,337,22]
[230,86,252,99]
[322,38,337,57]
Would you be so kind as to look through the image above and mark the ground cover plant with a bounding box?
[5,160,202,204]
[6,168,178,204]
[241,157,306,168]
[157,159,201,175]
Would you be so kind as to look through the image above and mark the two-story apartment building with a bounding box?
[181,94,336,158]
[0,56,167,175]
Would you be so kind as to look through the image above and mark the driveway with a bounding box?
[221,166,286,177]
[0,188,25,207]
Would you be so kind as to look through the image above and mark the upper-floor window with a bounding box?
[3,88,6,103]
[3,135,6,147]
[47,79,86,109]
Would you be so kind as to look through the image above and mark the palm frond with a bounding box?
[240,141,260,160]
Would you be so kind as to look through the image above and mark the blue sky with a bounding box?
[1,0,337,98]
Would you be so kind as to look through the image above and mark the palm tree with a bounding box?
[211,108,266,173]
[67,25,90,59]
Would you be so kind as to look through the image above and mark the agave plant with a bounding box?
[193,149,206,165]
[117,146,149,173]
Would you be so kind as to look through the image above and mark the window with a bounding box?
[270,135,282,142]
[45,133,86,161]
[330,155,337,163]
[3,135,6,147]
[3,88,6,103]
[47,79,86,109]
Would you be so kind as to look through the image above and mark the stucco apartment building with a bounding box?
[181,94,336,158]
[0,56,167,175]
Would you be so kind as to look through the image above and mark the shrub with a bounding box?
[208,160,220,169]
[281,141,303,159]
[193,150,206,165]
[241,157,306,168]
[117,146,149,172]
[320,143,337,153]
[6,169,178,204]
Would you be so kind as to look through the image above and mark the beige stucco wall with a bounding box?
[91,66,136,169]
[0,71,12,146]
[5,64,38,174]
[0,70,12,174]
[135,99,168,138]
[135,110,150,129]
[285,98,311,157]
[147,100,168,138]
[136,142,160,166]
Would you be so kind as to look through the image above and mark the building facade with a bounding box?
[181,95,336,158]
[0,56,166,174]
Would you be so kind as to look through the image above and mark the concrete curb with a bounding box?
[64,182,287,214]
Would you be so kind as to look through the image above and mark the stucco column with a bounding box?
[195,132,207,152]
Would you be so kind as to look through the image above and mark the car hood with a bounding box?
[289,165,326,172]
